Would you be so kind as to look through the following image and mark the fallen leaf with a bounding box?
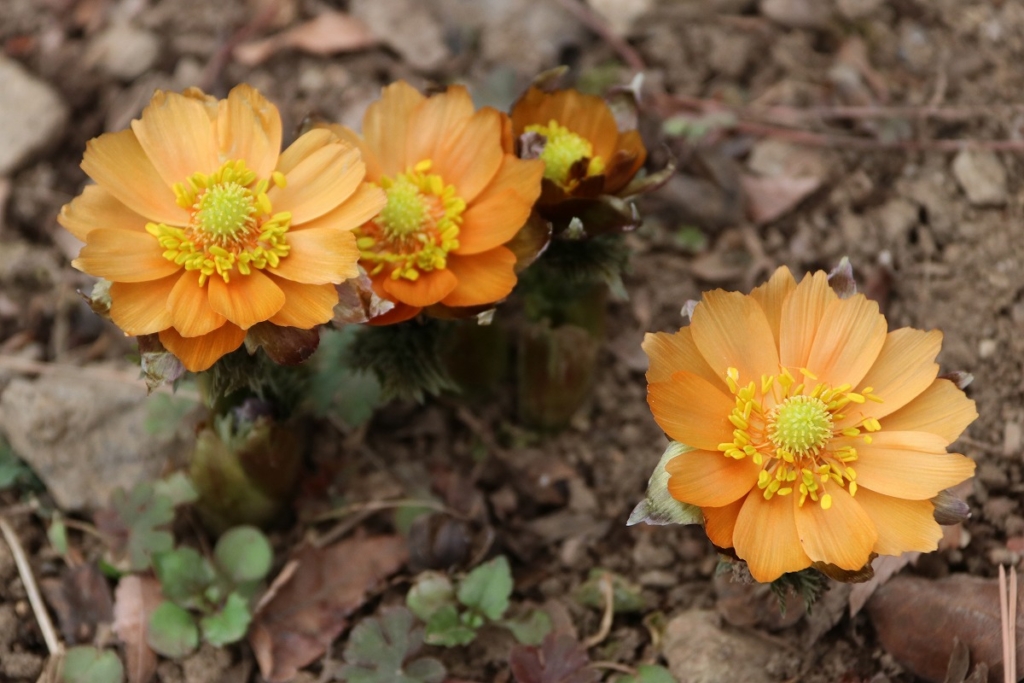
[40,564,114,646]
[867,574,1024,683]
[509,633,598,683]
[740,173,822,225]
[848,553,920,617]
[249,536,408,682]
[112,575,164,683]
[233,11,376,66]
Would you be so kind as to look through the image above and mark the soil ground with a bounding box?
[1,0,1023,681]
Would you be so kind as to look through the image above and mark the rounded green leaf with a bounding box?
[147,601,199,658]
[214,526,272,583]
[200,591,252,647]
[61,646,124,683]
[406,572,456,622]
[153,548,214,607]
[457,555,512,621]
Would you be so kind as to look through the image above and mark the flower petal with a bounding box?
[269,140,364,225]
[159,323,246,372]
[275,129,334,175]
[704,497,745,550]
[647,371,735,451]
[167,269,226,337]
[59,185,149,241]
[642,327,725,390]
[881,378,978,445]
[691,289,780,386]
[318,123,382,182]
[208,269,285,330]
[853,487,943,556]
[841,431,977,500]
[216,84,283,180]
[131,90,220,187]
[383,268,458,308]
[73,229,182,282]
[474,155,545,204]
[456,187,534,255]
[666,449,760,508]
[846,328,942,423]
[364,80,425,176]
[108,274,178,335]
[432,107,505,203]
[81,129,187,225]
[794,485,877,571]
[405,85,476,173]
[805,295,887,389]
[603,129,647,193]
[368,301,421,326]
[733,493,811,582]
[266,276,339,328]
[750,266,797,353]
[513,88,619,161]
[779,270,834,370]
[441,247,517,308]
[289,182,386,233]
[271,228,360,284]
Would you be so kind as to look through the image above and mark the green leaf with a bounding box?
[499,609,552,645]
[200,591,251,647]
[574,570,647,614]
[339,606,447,683]
[406,572,456,622]
[349,321,458,402]
[457,555,512,621]
[147,601,199,658]
[423,604,477,647]
[309,327,383,426]
[627,442,703,527]
[48,515,68,556]
[618,665,677,683]
[153,548,215,607]
[0,435,37,492]
[98,482,176,572]
[61,646,124,683]
[144,393,196,436]
[152,472,199,507]
[213,526,272,584]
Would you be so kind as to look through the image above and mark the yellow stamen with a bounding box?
[525,119,606,190]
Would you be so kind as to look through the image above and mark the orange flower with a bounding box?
[319,81,544,325]
[510,86,646,203]
[59,85,384,372]
[643,267,977,582]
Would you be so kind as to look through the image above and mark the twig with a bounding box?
[552,0,646,73]
[583,572,615,649]
[0,516,62,655]
[1001,565,1018,683]
[590,661,635,674]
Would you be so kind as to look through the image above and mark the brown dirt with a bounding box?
[1,0,1022,681]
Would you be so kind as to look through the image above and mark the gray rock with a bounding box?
[663,609,775,683]
[0,374,188,510]
[952,149,1007,207]
[760,0,833,30]
[85,22,161,81]
[350,0,449,71]
[0,57,68,175]
[836,0,883,20]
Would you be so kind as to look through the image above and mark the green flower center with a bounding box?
[768,395,834,457]
[356,159,465,282]
[524,120,605,189]
[145,160,291,286]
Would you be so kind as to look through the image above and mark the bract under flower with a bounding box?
[319,81,545,324]
[643,267,978,582]
[59,85,385,371]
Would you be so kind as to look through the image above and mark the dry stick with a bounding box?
[582,572,615,649]
[1012,567,1018,683]
[0,516,62,655]
[552,0,646,73]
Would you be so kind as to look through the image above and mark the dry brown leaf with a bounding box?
[40,563,115,646]
[112,575,163,683]
[740,173,822,225]
[848,553,920,617]
[233,11,376,66]
[249,536,408,683]
[868,574,1024,683]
